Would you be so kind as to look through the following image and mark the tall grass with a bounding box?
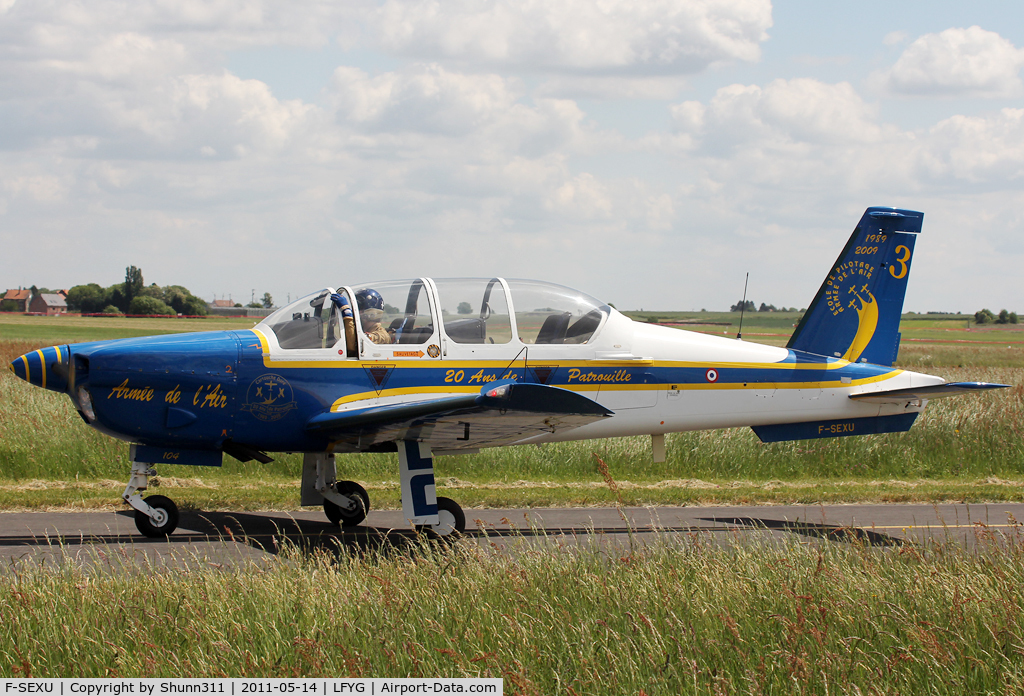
[3,531,1024,693]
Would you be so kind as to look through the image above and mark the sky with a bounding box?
[2,1,1023,313]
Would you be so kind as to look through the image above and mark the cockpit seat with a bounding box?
[444,318,486,344]
[535,312,571,344]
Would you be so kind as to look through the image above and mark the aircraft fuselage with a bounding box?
[16,308,938,458]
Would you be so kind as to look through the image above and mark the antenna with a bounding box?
[736,272,749,340]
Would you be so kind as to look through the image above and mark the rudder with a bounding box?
[788,207,922,366]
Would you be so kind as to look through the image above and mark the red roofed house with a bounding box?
[29,293,68,316]
[3,288,31,312]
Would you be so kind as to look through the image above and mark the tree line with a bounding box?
[730,301,802,312]
[974,308,1018,325]
[65,266,209,316]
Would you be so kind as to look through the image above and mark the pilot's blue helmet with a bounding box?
[356,288,384,312]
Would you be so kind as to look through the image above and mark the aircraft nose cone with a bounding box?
[9,356,26,381]
[10,346,70,393]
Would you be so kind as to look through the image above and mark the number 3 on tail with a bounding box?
[889,245,911,279]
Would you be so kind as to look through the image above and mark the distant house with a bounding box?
[29,293,68,316]
[3,288,31,312]
[209,299,235,309]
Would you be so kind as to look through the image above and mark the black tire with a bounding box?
[417,496,466,538]
[134,495,179,538]
[323,480,370,527]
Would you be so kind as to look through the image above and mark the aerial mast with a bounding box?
[736,272,749,340]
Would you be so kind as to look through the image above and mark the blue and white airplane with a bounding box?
[9,207,1006,538]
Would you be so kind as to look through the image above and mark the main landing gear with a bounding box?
[418,496,466,538]
[123,460,180,538]
[303,445,467,538]
[307,452,371,527]
[322,480,370,527]
[399,441,466,538]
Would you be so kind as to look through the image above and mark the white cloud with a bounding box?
[325,64,599,165]
[2,174,68,202]
[883,31,908,47]
[166,73,318,153]
[916,108,1024,185]
[0,0,356,52]
[875,26,1024,98]
[675,79,882,151]
[545,173,612,218]
[371,0,772,73]
[329,64,522,135]
[535,75,691,100]
[665,78,1024,208]
[1,3,1023,313]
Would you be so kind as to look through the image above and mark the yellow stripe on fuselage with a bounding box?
[35,349,46,389]
[328,370,901,411]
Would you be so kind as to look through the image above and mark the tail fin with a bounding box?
[787,207,923,366]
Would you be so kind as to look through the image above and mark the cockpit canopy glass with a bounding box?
[433,278,512,344]
[259,289,342,350]
[505,279,609,345]
[353,279,434,345]
[257,279,610,350]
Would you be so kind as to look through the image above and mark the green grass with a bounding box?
[0,313,257,343]
[4,532,1024,692]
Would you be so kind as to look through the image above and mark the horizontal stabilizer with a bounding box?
[307,381,612,451]
[751,413,918,443]
[849,381,1009,404]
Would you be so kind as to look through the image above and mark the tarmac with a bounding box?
[1,502,1021,571]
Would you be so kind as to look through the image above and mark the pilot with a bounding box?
[355,288,394,344]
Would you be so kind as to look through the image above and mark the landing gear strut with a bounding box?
[305,453,371,527]
[123,459,180,538]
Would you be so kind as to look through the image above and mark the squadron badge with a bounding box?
[242,374,298,422]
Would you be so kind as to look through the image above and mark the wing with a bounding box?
[306,381,613,452]
[849,381,1009,404]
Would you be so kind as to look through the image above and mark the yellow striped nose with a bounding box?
[11,346,69,393]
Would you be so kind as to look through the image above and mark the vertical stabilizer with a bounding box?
[787,207,922,366]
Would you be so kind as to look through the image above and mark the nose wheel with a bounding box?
[133,495,179,538]
[123,461,180,537]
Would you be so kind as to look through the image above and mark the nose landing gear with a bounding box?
[123,460,180,538]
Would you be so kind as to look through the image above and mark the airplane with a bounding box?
[9,207,1008,539]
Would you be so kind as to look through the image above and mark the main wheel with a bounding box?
[323,480,370,527]
[134,495,179,538]
[417,497,466,538]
